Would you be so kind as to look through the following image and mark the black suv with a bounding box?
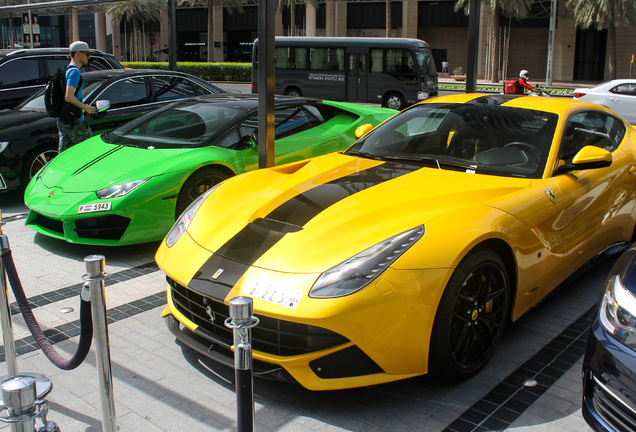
[0,48,124,109]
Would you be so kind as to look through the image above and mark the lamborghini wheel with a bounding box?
[175,168,228,217]
[429,249,509,380]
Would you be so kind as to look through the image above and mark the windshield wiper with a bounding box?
[383,154,477,171]
[382,154,443,168]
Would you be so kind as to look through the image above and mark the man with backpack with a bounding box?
[57,41,96,153]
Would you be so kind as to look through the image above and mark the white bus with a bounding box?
[252,37,438,110]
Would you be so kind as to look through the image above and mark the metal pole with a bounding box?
[0,235,18,378]
[83,255,116,432]
[226,297,259,432]
[466,0,481,93]
[167,0,177,71]
[258,0,276,169]
[545,0,557,86]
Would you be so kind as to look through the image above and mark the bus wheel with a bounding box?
[285,87,302,97]
[383,93,405,110]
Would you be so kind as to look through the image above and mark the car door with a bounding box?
[86,76,154,133]
[606,83,636,124]
[233,103,332,172]
[542,110,636,277]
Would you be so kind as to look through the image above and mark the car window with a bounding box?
[558,111,626,163]
[153,76,199,102]
[346,103,558,179]
[610,83,636,96]
[103,101,246,148]
[273,105,325,139]
[95,77,150,109]
[85,57,113,71]
[45,58,69,76]
[0,58,40,87]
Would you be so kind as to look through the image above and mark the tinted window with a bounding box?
[309,47,344,71]
[96,77,150,109]
[153,76,203,102]
[610,83,636,96]
[346,103,558,179]
[0,58,40,86]
[85,57,113,71]
[45,57,69,75]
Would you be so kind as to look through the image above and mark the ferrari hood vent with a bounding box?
[251,217,302,233]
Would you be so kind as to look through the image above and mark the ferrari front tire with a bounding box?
[176,167,229,217]
[429,249,510,380]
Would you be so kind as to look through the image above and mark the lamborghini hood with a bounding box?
[186,152,533,274]
[39,136,184,192]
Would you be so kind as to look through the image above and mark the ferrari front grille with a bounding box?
[168,277,349,356]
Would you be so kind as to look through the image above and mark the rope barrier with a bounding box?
[0,248,93,370]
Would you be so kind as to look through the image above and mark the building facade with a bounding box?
[2,0,634,83]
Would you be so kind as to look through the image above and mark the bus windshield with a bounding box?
[416,49,436,75]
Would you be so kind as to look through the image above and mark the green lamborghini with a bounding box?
[24,94,395,245]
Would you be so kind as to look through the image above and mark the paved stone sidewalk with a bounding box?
[0,191,606,431]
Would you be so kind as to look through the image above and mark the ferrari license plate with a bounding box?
[78,202,112,213]
[245,284,303,310]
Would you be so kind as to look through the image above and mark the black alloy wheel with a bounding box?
[429,249,510,380]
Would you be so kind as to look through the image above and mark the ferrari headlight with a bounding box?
[310,226,424,298]
[96,178,149,199]
[599,274,636,350]
[165,184,220,248]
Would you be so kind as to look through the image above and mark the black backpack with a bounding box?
[44,65,82,118]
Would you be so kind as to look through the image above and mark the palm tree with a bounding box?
[386,0,391,37]
[566,0,636,80]
[107,0,164,62]
[455,0,533,82]
[277,0,318,36]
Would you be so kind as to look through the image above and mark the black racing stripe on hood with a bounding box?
[72,146,124,177]
[266,162,419,227]
[188,161,418,301]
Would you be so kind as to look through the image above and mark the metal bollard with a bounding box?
[0,375,59,432]
[82,255,116,432]
[225,297,260,432]
[0,235,18,378]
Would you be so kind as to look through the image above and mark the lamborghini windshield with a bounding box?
[345,101,558,178]
[102,99,247,148]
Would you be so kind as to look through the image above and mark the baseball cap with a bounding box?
[69,41,95,54]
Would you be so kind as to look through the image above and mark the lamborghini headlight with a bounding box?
[310,226,424,298]
[599,274,636,350]
[165,184,220,248]
[96,178,149,199]
[0,142,8,153]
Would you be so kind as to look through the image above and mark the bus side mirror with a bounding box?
[355,124,374,139]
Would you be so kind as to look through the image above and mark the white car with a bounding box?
[574,79,636,124]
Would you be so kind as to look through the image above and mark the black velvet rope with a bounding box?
[1,248,93,370]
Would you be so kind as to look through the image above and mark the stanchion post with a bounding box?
[83,255,116,432]
[0,235,18,378]
[225,297,259,432]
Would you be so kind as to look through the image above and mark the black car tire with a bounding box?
[429,248,509,380]
[21,143,58,189]
[285,87,302,97]
[175,167,229,217]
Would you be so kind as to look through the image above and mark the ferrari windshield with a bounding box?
[345,101,558,178]
[103,100,247,148]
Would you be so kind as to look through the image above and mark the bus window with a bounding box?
[386,49,417,85]
[276,47,307,69]
[370,49,383,73]
[309,47,344,71]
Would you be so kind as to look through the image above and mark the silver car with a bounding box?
[574,79,636,124]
